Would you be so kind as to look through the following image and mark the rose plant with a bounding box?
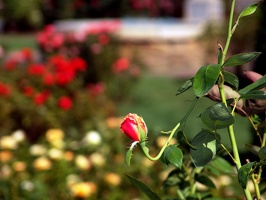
[121,1,266,200]
[0,20,142,139]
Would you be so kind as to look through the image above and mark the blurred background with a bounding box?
[0,0,264,199]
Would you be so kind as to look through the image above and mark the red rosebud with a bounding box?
[58,96,73,110]
[120,113,147,142]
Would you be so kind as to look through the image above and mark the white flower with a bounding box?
[11,130,26,143]
[20,180,34,191]
[29,144,47,156]
[83,130,102,146]
[48,148,63,160]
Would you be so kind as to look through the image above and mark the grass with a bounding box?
[0,34,37,51]
[118,75,254,153]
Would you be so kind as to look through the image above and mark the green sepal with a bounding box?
[126,147,133,166]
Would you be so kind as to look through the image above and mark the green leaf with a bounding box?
[258,146,266,160]
[245,144,260,157]
[240,90,266,99]
[125,174,161,200]
[238,74,266,94]
[195,174,216,188]
[201,102,235,130]
[223,71,239,90]
[211,156,235,174]
[223,52,261,67]
[176,78,193,95]
[193,64,221,97]
[177,131,197,149]
[238,162,255,189]
[190,130,220,167]
[162,145,183,169]
[238,4,258,19]
[126,148,133,166]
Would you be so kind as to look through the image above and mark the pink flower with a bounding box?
[87,83,105,96]
[58,96,73,110]
[120,113,147,142]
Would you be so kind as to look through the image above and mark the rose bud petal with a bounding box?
[206,85,243,109]
[120,113,147,142]
[242,71,266,115]
[243,70,262,83]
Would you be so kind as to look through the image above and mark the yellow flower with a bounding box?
[0,151,13,162]
[33,157,51,171]
[0,136,18,149]
[89,152,106,167]
[75,155,91,170]
[106,117,124,129]
[156,136,177,148]
[45,129,64,143]
[104,173,121,186]
[48,148,63,160]
[70,182,97,198]
[66,174,81,187]
[13,161,27,172]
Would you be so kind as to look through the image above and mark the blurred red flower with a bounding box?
[70,57,87,72]
[98,33,110,45]
[28,64,46,76]
[34,90,50,105]
[0,82,12,97]
[58,96,73,110]
[21,48,33,61]
[112,58,129,74]
[22,86,35,97]
[87,82,105,96]
[43,73,56,86]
